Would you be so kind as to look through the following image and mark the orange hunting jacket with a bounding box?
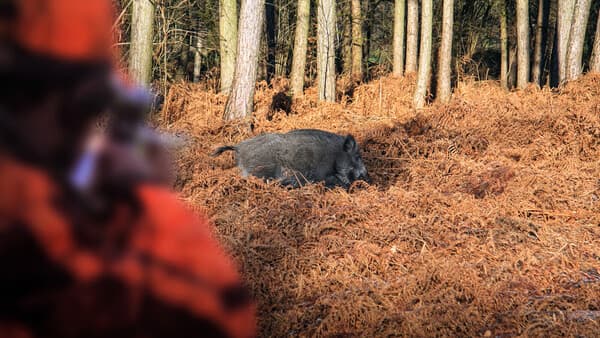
[0,154,256,338]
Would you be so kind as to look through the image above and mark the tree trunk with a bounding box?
[317,0,336,102]
[508,46,518,88]
[392,0,406,76]
[193,21,203,83]
[557,0,576,84]
[542,0,557,86]
[219,0,238,93]
[351,0,363,80]
[437,0,453,103]
[342,7,353,75]
[363,0,372,65]
[516,0,530,89]
[275,2,291,77]
[591,13,600,73]
[223,0,265,120]
[175,34,190,81]
[265,0,276,83]
[413,0,432,109]
[531,0,549,86]
[550,19,559,86]
[290,0,311,97]
[565,0,592,81]
[129,0,155,85]
[405,0,419,73]
[499,0,508,88]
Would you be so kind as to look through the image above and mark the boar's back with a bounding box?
[235,129,344,181]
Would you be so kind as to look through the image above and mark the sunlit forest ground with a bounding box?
[158,74,600,336]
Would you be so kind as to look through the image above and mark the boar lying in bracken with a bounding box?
[212,129,370,189]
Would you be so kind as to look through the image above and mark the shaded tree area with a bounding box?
[117,0,221,92]
[117,0,600,113]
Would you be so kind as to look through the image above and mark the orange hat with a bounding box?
[9,0,116,62]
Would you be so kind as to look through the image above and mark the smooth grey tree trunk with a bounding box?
[531,0,549,86]
[392,0,406,76]
[437,0,453,103]
[405,0,419,73]
[317,0,337,102]
[219,0,238,93]
[565,0,592,81]
[129,0,155,86]
[290,0,311,97]
[591,13,600,73]
[223,0,265,120]
[516,0,530,89]
[193,21,203,83]
[413,0,432,109]
[557,0,576,84]
[351,0,363,80]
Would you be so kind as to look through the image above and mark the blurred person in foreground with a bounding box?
[0,1,256,337]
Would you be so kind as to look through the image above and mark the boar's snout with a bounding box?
[342,134,370,185]
[352,166,371,184]
[360,173,372,184]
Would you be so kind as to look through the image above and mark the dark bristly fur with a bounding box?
[212,129,370,189]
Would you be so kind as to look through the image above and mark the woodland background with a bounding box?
[116,0,600,336]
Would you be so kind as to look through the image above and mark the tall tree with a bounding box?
[550,20,560,86]
[290,0,311,97]
[531,0,550,86]
[565,0,592,81]
[591,12,600,73]
[557,0,576,84]
[405,0,419,73]
[499,0,509,88]
[317,0,337,102]
[362,0,371,63]
[516,0,530,89]
[193,20,203,83]
[223,0,265,120]
[351,0,363,80]
[219,0,238,93]
[129,0,155,85]
[413,0,432,109]
[437,0,453,103]
[275,2,292,77]
[392,0,406,76]
[508,46,518,88]
[175,37,190,81]
[342,8,353,75]
[265,0,277,83]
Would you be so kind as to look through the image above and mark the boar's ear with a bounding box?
[343,135,358,153]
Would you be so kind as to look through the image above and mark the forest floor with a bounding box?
[158,74,600,337]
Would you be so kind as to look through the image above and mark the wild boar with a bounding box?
[211,129,370,189]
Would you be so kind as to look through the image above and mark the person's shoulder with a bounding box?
[131,184,242,285]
